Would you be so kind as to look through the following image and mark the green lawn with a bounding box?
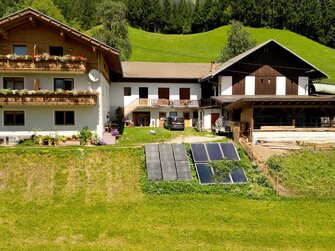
[128,26,335,82]
[267,149,335,196]
[85,25,335,82]
[116,127,213,146]
[0,147,335,250]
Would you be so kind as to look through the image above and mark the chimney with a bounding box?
[210,61,216,72]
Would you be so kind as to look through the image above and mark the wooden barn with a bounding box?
[200,40,335,142]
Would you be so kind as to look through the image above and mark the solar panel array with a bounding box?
[190,143,248,185]
[145,143,192,181]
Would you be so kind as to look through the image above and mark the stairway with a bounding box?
[103,132,116,145]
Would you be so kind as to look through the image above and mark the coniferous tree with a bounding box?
[93,1,132,60]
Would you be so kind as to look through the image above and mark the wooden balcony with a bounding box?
[0,57,86,72]
[0,91,98,106]
[132,99,199,108]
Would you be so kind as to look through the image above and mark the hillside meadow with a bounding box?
[0,143,334,250]
[127,26,335,82]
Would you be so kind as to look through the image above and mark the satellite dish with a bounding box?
[89,69,100,82]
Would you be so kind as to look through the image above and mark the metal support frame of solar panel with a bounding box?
[145,144,162,181]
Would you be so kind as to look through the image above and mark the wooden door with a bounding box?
[159,112,166,126]
[232,75,245,95]
[286,78,298,95]
[211,113,220,127]
[255,77,276,95]
[183,111,190,127]
[179,88,190,100]
[158,88,169,99]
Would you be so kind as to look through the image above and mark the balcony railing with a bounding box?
[0,90,98,106]
[0,54,87,72]
[136,99,199,108]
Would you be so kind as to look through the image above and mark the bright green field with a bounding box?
[267,149,335,196]
[117,127,213,146]
[128,26,335,82]
[0,147,335,250]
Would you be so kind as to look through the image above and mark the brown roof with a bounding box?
[122,62,212,80]
[0,8,122,77]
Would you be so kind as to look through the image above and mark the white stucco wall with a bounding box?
[109,81,201,123]
[298,77,309,95]
[245,76,255,95]
[276,76,286,95]
[202,108,221,130]
[0,105,99,137]
[0,72,102,137]
[220,76,233,95]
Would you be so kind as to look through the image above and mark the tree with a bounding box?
[18,0,67,23]
[218,20,256,62]
[93,1,132,60]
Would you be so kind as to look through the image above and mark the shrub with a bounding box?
[78,126,92,145]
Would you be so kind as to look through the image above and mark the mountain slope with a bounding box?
[128,26,335,82]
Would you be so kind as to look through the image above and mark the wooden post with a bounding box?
[330,108,334,128]
[233,126,240,143]
[292,108,296,128]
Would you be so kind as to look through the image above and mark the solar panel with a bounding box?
[159,144,173,152]
[195,163,214,184]
[175,161,192,180]
[145,144,159,153]
[191,144,209,162]
[161,161,177,181]
[145,151,160,162]
[173,144,188,161]
[230,168,248,183]
[212,167,232,183]
[146,162,162,181]
[160,151,174,161]
[220,142,240,161]
[206,143,224,161]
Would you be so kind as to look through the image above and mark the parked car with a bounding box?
[164,117,185,130]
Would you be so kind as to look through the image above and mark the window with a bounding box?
[4,111,25,126]
[169,111,177,117]
[124,87,131,96]
[4,78,24,90]
[49,46,63,56]
[13,45,27,55]
[55,111,75,125]
[54,78,74,91]
[139,87,148,99]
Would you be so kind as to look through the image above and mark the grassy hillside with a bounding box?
[0,145,335,249]
[128,26,335,82]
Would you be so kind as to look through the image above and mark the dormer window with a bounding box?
[49,46,63,56]
[13,45,27,55]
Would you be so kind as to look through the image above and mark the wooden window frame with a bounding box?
[54,78,74,91]
[13,45,27,55]
[54,110,75,126]
[3,77,24,90]
[124,87,131,96]
[4,110,25,126]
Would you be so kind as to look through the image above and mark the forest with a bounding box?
[1,0,335,49]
